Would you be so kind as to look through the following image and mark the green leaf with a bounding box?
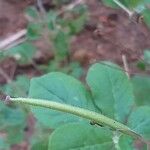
[132,75,150,106]
[6,126,24,145]
[46,11,57,30]
[0,101,27,145]
[86,62,135,123]
[29,72,91,128]
[0,101,27,130]
[30,123,50,150]
[69,62,84,78]
[68,13,87,34]
[142,8,150,28]
[137,61,146,71]
[31,136,48,150]
[49,123,113,150]
[0,137,9,150]
[128,106,150,140]
[121,0,142,8]
[27,23,42,40]
[1,75,30,97]
[71,4,87,14]
[25,6,39,19]
[5,42,36,65]
[144,50,150,64]
[118,135,135,150]
[53,31,69,59]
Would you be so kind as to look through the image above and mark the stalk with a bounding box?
[8,97,142,140]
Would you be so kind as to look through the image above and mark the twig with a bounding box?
[5,37,26,50]
[113,0,133,17]
[0,30,27,50]
[37,0,46,16]
[61,0,85,12]
[122,54,130,78]
[8,97,143,140]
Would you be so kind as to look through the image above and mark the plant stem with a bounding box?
[113,0,133,17]
[9,97,141,139]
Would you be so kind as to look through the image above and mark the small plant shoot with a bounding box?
[6,62,150,150]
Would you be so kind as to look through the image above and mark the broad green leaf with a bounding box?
[118,135,135,150]
[128,106,150,140]
[86,62,134,123]
[1,75,30,97]
[132,75,150,106]
[5,42,36,65]
[29,72,91,128]
[49,123,113,150]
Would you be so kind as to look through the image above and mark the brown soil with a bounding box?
[71,0,150,66]
[1,0,150,79]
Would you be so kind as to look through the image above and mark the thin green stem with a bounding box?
[9,97,141,140]
[113,0,133,16]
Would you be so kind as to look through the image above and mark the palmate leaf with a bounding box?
[49,123,114,150]
[86,62,135,123]
[29,72,91,128]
